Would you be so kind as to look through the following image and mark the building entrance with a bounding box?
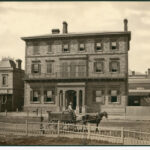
[66,90,76,110]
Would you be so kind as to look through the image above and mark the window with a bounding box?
[79,43,85,51]
[63,44,69,52]
[110,61,119,72]
[95,90,104,104]
[31,64,41,73]
[78,61,86,77]
[2,95,7,104]
[33,42,39,55]
[47,63,53,73]
[109,90,120,103]
[70,62,76,77]
[96,42,102,51]
[94,62,103,73]
[2,75,8,86]
[61,62,69,77]
[44,90,54,102]
[31,90,40,102]
[111,41,117,50]
[47,43,51,53]
[111,96,117,102]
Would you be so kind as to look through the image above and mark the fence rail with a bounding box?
[0,121,150,145]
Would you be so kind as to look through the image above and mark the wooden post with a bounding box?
[26,120,28,136]
[87,123,91,140]
[121,127,124,145]
[57,121,60,136]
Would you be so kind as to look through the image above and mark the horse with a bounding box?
[81,111,108,131]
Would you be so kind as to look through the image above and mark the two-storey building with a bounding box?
[0,58,24,112]
[22,19,131,115]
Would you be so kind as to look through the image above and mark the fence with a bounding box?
[0,121,150,145]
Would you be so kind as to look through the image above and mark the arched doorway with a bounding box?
[66,90,76,110]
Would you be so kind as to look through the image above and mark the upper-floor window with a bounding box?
[94,62,103,73]
[2,75,8,86]
[63,44,69,52]
[78,61,86,77]
[31,90,40,102]
[79,43,85,51]
[47,63,53,73]
[96,42,102,51]
[47,42,52,53]
[110,61,119,73]
[33,42,40,55]
[111,41,117,50]
[44,90,54,102]
[31,64,41,74]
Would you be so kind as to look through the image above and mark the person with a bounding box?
[68,102,73,112]
[68,102,76,121]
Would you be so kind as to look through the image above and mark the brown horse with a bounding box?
[82,111,108,129]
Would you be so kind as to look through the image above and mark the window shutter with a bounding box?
[117,96,121,104]
[117,90,120,95]
[117,62,120,72]
[93,90,96,102]
[30,91,33,101]
[38,64,41,73]
[94,62,96,72]
[108,90,111,95]
[38,90,41,102]
[44,90,47,101]
[101,96,105,104]
[31,64,34,73]
[52,90,55,103]
[108,96,111,104]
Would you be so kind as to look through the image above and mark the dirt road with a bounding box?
[0,135,117,145]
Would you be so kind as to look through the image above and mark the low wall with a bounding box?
[125,106,150,120]
[126,106,150,116]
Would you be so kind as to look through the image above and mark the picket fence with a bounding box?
[0,121,150,145]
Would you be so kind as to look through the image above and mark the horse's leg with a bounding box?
[96,120,100,132]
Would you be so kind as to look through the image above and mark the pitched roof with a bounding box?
[0,58,16,69]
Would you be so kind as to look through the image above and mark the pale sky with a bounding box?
[0,2,150,73]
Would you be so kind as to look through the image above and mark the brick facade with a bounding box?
[22,20,131,115]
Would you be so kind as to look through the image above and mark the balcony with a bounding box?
[24,72,127,81]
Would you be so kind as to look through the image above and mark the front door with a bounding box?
[66,90,76,110]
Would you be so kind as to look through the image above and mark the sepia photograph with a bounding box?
[0,1,150,146]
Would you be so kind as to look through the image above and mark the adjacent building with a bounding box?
[128,69,150,106]
[0,58,24,112]
[22,19,131,115]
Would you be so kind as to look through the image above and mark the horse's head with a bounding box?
[102,111,108,118]
[97,111,108,119]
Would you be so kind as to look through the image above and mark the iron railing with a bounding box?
[24,72,127,80]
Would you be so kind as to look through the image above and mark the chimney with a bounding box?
[63,21,68,34]
[51,29,60,34]
[124,19,128,32]
[132,71,135,76]
[16,59,22,70]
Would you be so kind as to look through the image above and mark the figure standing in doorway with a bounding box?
[68,102,76,120]
[68,102,73,112]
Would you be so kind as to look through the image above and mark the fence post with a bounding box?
[26,120,28,136]
[87,123,91,140]
[121,127,124,145]
[57,121,60,136]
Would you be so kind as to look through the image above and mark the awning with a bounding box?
[129,90,150,96]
